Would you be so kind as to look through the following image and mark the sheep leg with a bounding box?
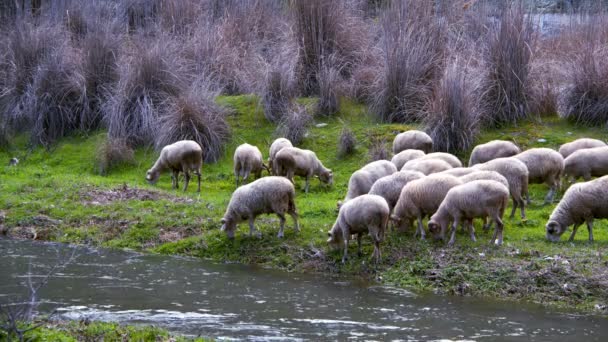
[509,196,517,219]
[304,175,310,193]
[467,219,476,242]
[373,240,381,264]
[248,217,261,238]
[586,219,594,242]
[195,170,201,193]
[416,216,426,240]
[235,170,240,187]
[448,218,459,247]
[341,227,350,264]
[183,172,190,192]
[242,169,250,184]
[277,213,286,238]
[544,183,556,204]
[568,223,581,242]
[357,233,362,257]
[171,170,179,189]
[491,215,504,245]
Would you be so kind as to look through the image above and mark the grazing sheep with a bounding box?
[392,174,463,239]
[563,146,608,182]
[369,170,425,211]
[459,170,509,230]
[546,175,608,242]
[268,138,293,175]
[391,149,425,170]
[392,130,433,154]
[437,167,476,177]
[220,176,299,239]
[146,140,203,192]
[558,138,606,159]
[468,140,521,166]
[472,157,528,220]
[274,147,333,193]
[428,180,509,246]
[341,160,398,205]
[8,157,19,166]
[327,194,389,263]
[234,143,269,187]
[401,158,452,175]
[514,148,564,204]
[419,152,463,168]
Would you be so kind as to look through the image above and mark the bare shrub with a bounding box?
[368,137,389,162]
[64,7,88,38]
[262,60,297,123]
[370,0,446,123]
[158,0,204,34]
[96,137,135,175]
[122,0,161,33]
[316,63,341,117]
[337,127,357,158]
[275,103,312,146]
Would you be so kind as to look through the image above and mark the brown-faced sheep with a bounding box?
[146,140,203,192]
[471,157,528,220]
[220,176,299,239]
[392,174,463,239]
[368,170,425,211]
[514,148,564,204]
[428,180,509,246]
[558,138,606,159]
[327,194,389,263]
[468,140,521,166]
[546,175,608,242]
[401,158,453,175]
[391,149,425,170]
[563,146,608,182]
[438,167,476,177]
[268,138,293,175]
[341,160,398,205]
[234,143,269,187]
[419,152,463,168]
[274,147,333,193]
[392,130,433,154]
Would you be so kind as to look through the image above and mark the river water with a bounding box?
[0,239,606,341]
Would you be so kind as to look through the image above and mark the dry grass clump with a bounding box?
[316,63,341,117]
[275,103,312,146]
[262,60,297,123]
[337,127,357,158]
[368,137,389,162]
[96,136,135,175]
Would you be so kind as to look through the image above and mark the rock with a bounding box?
[537,138,547,143]
[315,123,328,128]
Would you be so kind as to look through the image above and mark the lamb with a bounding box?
[558,138,606,159]
[513,148,564,204]
[392,130,433,154]
[401,158,452,175]
[274,147,333,193]
[437,167,476,177]
[468,140,521,166]
[428,180,509,246]
[368,170,425,211]
[392,174,463,239]
[327,194,389,263]
[563,146,608,182]
[391,149,425,170]
[418,152,463,168]
[220,176,299,239]
[233,143,269,187]
[341,160,398,205]
[268,138,293,175]
[471,157,528,220]
[146,140,203,192]
[545,175,608,242]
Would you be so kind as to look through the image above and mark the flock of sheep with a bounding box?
[145,132,608,263]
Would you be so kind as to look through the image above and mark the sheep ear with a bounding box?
[220,218,226,224]
[327,232,332,237]
[326,237,333,243]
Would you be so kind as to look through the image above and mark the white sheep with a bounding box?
[513,148,564,204]
[392,174,463,239]
[459,170,509,230]
[327,194,389,263]
[563,146,608,182]
[341,160,398,205]
[233,143,269,187]
[401,158,453,175]
[428,180,509,246]
[468,140,521,166]
[438,167,476,177]
[471,157,529,220]
[392,130,433,154]
[274,147,333,193]
[558,138,606,159]
[268,138,293,175]
[146,140,203,192]
[418,152,463,168]
[220,176,299,239]
[546,175,608,242]
[368,170,425,211]
[390,149,425,170]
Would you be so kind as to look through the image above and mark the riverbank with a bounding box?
[1,96,608,315]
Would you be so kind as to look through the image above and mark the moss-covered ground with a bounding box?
[2,96,608,317]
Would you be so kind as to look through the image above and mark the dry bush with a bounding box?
[316,63,341,117]
[275,103,312,146]
[261,58,297,123]
[370,0,446,123]
[368,137,389,162]
[337,127,357,158]
[96,137,135,175]
[64,7,88,38]
[122,0,161,33]
[158,0,204,34]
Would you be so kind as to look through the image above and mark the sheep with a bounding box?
[368,170,425,211]
[437,167,476,177]
[459,170,510,230]
[401,158,452,175]
[471,157,528,220]
[392,174,463,240]
[146,140,203,192]
[468,140,521,166]
[220,176,299,239]
[268,138,293,175]
[428,180,509,246]
[418,152,463,168]
[390,149,425,170]
[513,148,564,204]
[392,130,433,154]
[563,146,608,182]
[341,160,398,206]
[558,138,606,159]
[274,147,333,193]
[233,143,269,187]
[545,175,608,242]
[327,194,389,263]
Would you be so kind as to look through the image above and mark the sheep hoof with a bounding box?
[277,232,284,238]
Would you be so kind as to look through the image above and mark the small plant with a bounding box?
[337,127,357,158]
[275,103,312,146]
[368,137,389,162]
[96,137,135,176]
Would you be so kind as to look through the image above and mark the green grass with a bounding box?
[1,96,608,315]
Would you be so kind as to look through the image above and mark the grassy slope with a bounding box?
[1,96,608,313]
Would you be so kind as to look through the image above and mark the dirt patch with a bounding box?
[81,184,194,205]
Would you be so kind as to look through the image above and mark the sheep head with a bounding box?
[145,169,160,185]
[319,169,333,185]
[220,217,236,239]
[545,220,566,242]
